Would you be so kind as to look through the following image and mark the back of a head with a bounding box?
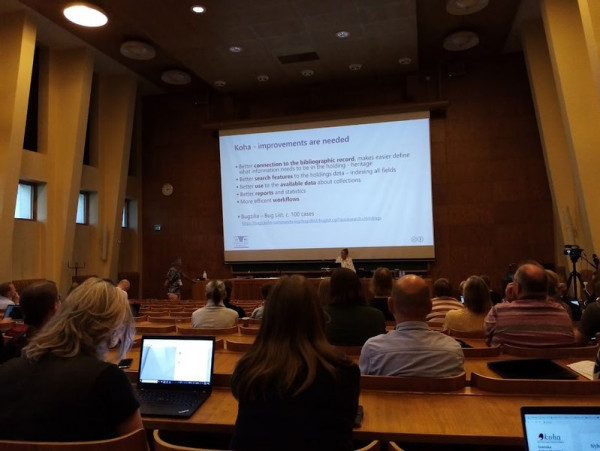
[330,268,364,306]
[463,275,491,314]
[223,280,233,300]
[205,280,226,305]
[433,278,453,297]
[259,275,326,343]
[0,282,11,298]
[317,277,331,306]
[480,274,491,288]
[515,262,548,299]
[20,281,58,327]
[260,282,274,301]
[545,270,559,297]
[23,277,134,361]
[371,267,393,297]
[392,275,430,319]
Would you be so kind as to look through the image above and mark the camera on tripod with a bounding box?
[564,244,583,261]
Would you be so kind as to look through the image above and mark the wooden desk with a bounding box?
[141,388,600,446]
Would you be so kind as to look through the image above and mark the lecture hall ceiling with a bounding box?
[9,0,531,94]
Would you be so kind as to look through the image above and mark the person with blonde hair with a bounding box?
[443,275,492,333]
[0,278,142,442]
[230,275,359,450]
[191,279,238,328]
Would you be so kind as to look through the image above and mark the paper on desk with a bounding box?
[566,360,595,380]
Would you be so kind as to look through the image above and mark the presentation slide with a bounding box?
[219,112,434,262]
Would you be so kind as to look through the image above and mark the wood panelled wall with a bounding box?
[141,54,553,299]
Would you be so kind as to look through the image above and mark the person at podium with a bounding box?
[335,248,355,273]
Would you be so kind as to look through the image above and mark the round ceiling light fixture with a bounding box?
[161,69,192,85]
[446,0,489,15]
[257,74,269,82]
[443,31,480,51]
[191,5,205,13]
[214,80,227,87]
[63,2,108,27]
[336,30,350,39]
[229,46,243,53]
[348,63,362,71]
[398,56,412,65]
[301,69,315,77]
[120,41,156,60]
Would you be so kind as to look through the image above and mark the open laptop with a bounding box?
[135,335,215,418]
[521,406,600,451]
[3,304,23,320]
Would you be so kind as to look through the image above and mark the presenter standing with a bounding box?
[336,248,356,273]
[164,258,194,301]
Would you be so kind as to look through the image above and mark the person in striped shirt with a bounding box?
[484,261,574,347]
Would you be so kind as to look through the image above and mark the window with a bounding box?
[15,183,35,220]
[76,192,89,224]
[122,199,129,228]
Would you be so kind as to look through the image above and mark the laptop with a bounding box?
[521,406,600,451]
[135,335,215,418]
[3,304,23,320]
[487,359,578,380]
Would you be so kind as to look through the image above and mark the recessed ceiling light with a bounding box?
[398,57,412,65]
[120,41,156,61]
[161,70,192,85]
[63,2,108,27]
[301,69,314,77]
[229,46,243,53]
[191,5,205,13]
[443,31,479,51]
[446,0,489,15]
[214,80,227,87]
[336,31,350,39]
[257,74,269,82]
[348,63,362,71]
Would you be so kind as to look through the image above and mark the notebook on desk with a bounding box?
[488,358,578,380]
[521,406,600,451]
[135,335,215,418]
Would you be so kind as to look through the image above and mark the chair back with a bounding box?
[239,326,260,336]
[470,372,600,395]
[153,429,219,451]
[360,372,466,392]
[355,440,380,451]
[446,328,485,339]
[334,345,363,356]
[176,324,238,335]
[501,344,599,359]
[0,429,147,451]
[225,340,253,352]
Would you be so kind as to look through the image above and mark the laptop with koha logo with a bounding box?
[521,406,600,451]
[135,335,215,418]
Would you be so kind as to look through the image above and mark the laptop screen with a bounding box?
[521,407,600,451]
[138,335,215,387]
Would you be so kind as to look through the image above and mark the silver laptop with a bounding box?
[135,335,215,418]
[521,406,600,451]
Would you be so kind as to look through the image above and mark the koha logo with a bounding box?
[538,432,561,441]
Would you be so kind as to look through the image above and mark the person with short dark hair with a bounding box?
[325,268,385,346]
[0,282,19,309]
[0,280,61,363]
[443,276,491,333]
[231,275,359,450]
[426,278,463,324]
[191,280,238,328]
[369,267,394,321]
[335,248,355,273]
[251,282,274,320]
[484,262,574,347]
[223,280,247,318]
[360,274,464,377]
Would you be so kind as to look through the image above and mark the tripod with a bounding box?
[565,255,585,304]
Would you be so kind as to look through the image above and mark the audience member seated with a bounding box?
[369,267,394,321]
[0,277,142,441]
[230,275,359,450]
[443,275,491,333]
[250,282,274,320]
[546,269,573,319]
[116,279,130,298]
[0,282,19,309]
[317,277,331,306]
[325,268,386,346]
[484,262,574,347]
[192,280,238,328]
[359,274,464,377]
[480,274,503,305]
[426,278,464,324]
[0,280,61,364]
[575,278,600,345]
[223,280,247,319]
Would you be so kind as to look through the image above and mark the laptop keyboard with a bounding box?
[136,389,202,407]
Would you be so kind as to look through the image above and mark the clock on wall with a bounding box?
[161,183,174,196]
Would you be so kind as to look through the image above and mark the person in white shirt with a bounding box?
[0,282,19,310]
[192,280,238,328]
[116,279,130,298]
[335,248,356,273]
